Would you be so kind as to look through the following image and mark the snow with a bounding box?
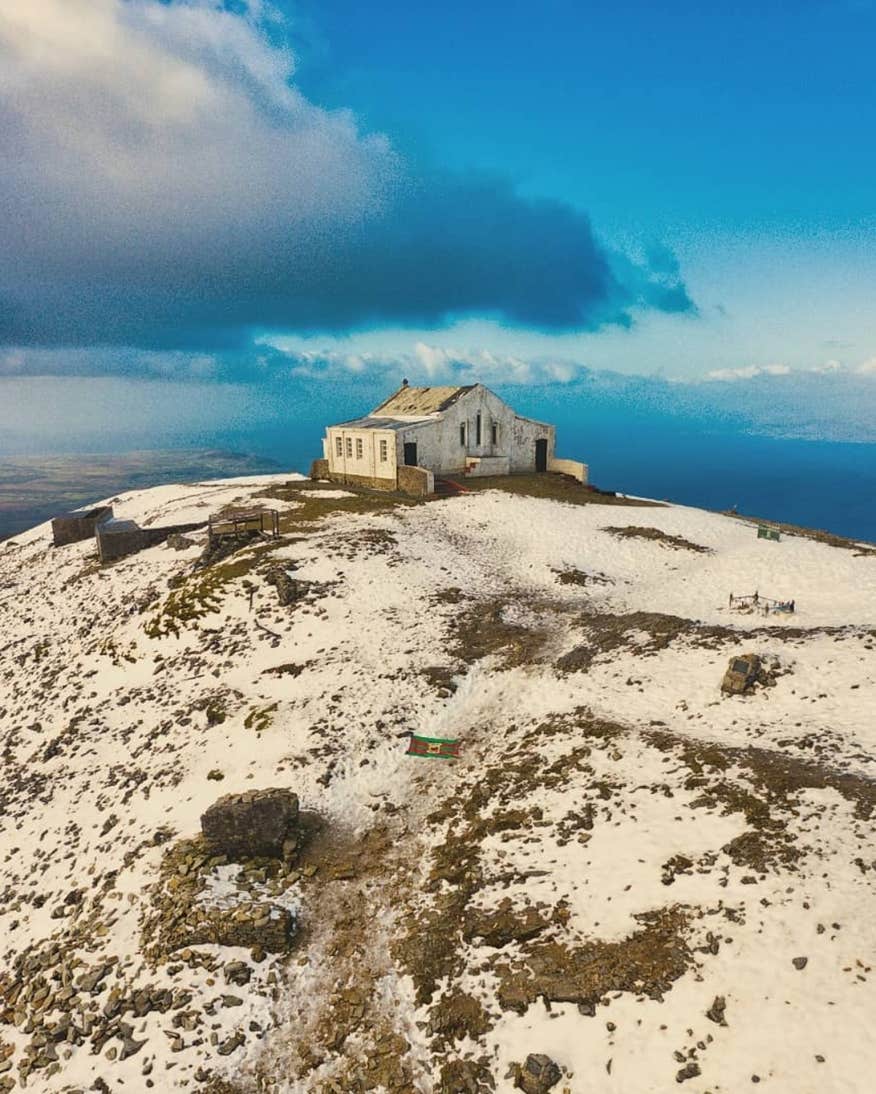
[296,488,357,498]
[0,474,873,1092]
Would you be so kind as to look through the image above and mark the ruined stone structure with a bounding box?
[200,788,300,860]
[96,519,205,563]
[51,505,113,547]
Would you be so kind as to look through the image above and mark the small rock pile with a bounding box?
[263,566,301,606]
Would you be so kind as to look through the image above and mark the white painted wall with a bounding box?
[393,385,555,476]
[326,427,397,481]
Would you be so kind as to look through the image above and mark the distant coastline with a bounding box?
[0,449,280,542]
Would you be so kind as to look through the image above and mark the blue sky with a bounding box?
[285,0,876,376]
[1,0,875,443]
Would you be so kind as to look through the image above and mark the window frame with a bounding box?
[345,437,353,458]
[335,436,343,457]
[355,437,364,460]
[379,438,388,462]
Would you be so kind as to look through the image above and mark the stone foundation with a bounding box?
[329,470,399,492]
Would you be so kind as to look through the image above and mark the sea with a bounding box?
[1,407,875,544]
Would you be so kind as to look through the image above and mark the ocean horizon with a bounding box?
[2,410,875,545]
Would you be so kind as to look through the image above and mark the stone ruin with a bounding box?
[51,505,113,547]
[96,518,205,563]
[50,502,206,561]
[143,789,303,959]
[201,788,300,860]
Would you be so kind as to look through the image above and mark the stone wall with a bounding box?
[326,470,400,492]
[169,902,294,954]
[201,789,300,859]
[397,465,434,497]
[51,506,113,547]
[310,457,329,480]
[549,457,589,484]
[96,520,205,564]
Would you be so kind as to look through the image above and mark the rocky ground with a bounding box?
[0,472,874,1093]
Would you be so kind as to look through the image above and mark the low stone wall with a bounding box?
[325,470,399,493]
[549,457,589,484]
[97,520,205,564]
[310,458,329,480]
[397,465,434,497]
[51,505,113,547]
[169,901,295,954]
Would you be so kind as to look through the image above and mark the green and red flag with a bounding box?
[406,735,460,760]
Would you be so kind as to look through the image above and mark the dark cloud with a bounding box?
[0,1,694,355]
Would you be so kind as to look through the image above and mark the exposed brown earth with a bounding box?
[604,525,713,552]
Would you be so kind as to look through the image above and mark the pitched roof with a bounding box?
[370,384,475,418]
[333,416,432,431]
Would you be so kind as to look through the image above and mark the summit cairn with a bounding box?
[201,788,300,860]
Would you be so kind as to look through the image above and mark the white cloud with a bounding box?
[705,363,791,382]
[0,0,693,350]
[0,0,395,337]
[856,357,876,375]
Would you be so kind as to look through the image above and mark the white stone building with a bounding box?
[319,382,586,493]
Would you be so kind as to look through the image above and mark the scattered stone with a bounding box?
[464,900,550,948]
[217,1032,245,1056]
[676,1062,701,1083]
[224,962,252,986]
[792,956,808,970]
[706,995,728,1025]
[513,1053,563,1093]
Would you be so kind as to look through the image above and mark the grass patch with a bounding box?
[604,525,712,552]
[142,542,282,638]
[244,703,279,733]
[446,473,663,508]
[254,480,416,533]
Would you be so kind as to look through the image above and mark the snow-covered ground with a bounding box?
[0,474,873,1093]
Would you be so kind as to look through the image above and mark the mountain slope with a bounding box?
[0,474,874,1093]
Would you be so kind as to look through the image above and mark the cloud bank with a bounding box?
[3,342,876,446]
[0,0,692,354]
